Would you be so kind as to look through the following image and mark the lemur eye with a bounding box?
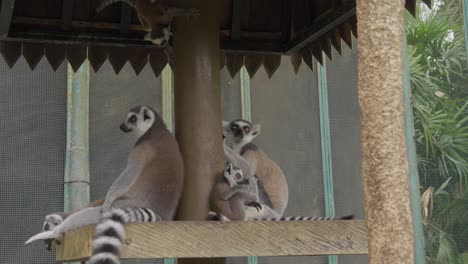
[129,115,137,124]
[243,126,250,133]
[235,173,242,180]
[231,124,238,130]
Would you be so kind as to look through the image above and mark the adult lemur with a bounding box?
[211,162,352,221]
[222,119,289,219]
[211,141,352,221]
[26,106,184,264]
[96,0,198,47]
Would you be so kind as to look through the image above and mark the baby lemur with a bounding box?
[209,162,261,221]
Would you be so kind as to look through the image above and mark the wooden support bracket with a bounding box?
[55,220,368,262]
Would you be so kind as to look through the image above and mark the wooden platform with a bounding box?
[55,220,368,262]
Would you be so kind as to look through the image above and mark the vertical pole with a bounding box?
[403,36,426,264]
[240,66,251,122]
[356,0,415,263]
[162,65,175,264]
[162,65,174,131]
[317,58,337,264]
[463,0,468,62]
[65,60,90,264]
[240,66,257,264]
[64,61,90,212]
[173,0,224,263]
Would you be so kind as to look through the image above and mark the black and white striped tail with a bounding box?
[96,0,136,13]
[89,207,158,264]
[251,214,354,221]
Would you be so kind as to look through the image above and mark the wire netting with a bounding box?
[0,57,66,264]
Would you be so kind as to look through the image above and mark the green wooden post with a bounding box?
[317,57,337,264]
[463,0,468,62]
[64,61,90,213]
[162,64,176,264]
[240,66,257,264]
[64,61,90,264]
[403,35,426,264]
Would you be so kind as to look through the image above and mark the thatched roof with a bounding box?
[0,0,430,77]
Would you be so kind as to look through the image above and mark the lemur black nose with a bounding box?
[120,123,132,133]
[234,128,244,138]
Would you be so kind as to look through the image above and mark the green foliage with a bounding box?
[405,0,468,263]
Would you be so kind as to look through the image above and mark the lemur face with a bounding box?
[222,119,261,147]
[223,163,247,187]
[120,106,155,137]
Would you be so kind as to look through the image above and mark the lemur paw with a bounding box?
[207,211,230,221]
[245,201,262,212]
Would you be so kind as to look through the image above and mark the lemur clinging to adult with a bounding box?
[211,161,352,221]
[26,106,184,264]
[209,162,262,221]
[96,0,199,48]
[222,119,289,219]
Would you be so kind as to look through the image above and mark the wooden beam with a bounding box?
[13,16,145,31]
[55,220,368,262]
[61,0,74,31]
[231,0,241,40]
[120,3,132,34]
[0,0,16,37]
[286,8,355,54]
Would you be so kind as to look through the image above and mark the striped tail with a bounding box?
[95,0,136,13]
[251,214,354,221]
[89,207,159,264]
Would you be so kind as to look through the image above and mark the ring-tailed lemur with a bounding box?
[96,0,198,48]
[222,119,288,219]
[211,140,353,222]
[209,162,262,221]
[208,160,353,221]
[26,106,184,264]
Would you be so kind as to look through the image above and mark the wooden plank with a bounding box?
[67,44,87,72]
[225,53,244,78]
[88,45,108,72]
[108,46,130,74]
[286,8,356,54]
[405,0,416,17]
[56,220,368,262]
[0,40,21,67]
[128,47,149,75]
[262,54,281,78]
[23,42,45,70]
[290,52,302,74]
[45,43,67,71]
[120,3,132,34]
[231,0,241,40]
[61,0,74,31]
[244,54,264,78]
[0,0,16,37]
[56,225,93,262]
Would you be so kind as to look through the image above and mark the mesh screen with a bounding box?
[221,68,242,121]
[89,62,163,264]
[0,57,66,263]
[327,38,367,264]
[251,58,327,264]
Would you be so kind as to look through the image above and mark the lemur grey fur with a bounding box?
[222,119,289,219]
[26,106,184,264]
[211,158,353,221]
[209,162,262,221]
[41,198,105,250]
[96,0,198,48]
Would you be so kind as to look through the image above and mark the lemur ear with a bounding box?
[141,107,151,121]
[222,120,230,137]
[251,124,261,138]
